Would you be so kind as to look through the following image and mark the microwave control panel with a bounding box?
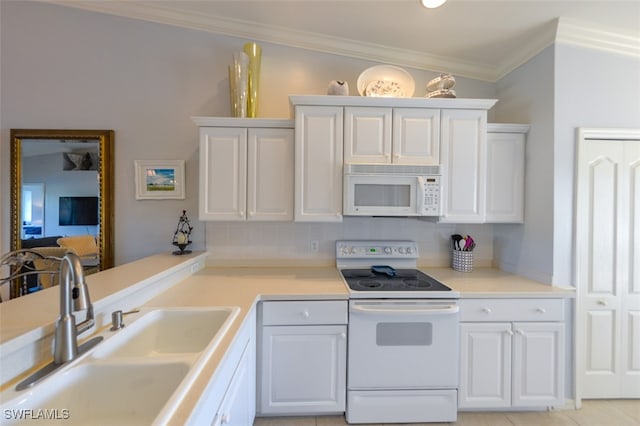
[422,176,441,214]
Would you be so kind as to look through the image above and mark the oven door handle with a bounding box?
[350,304,459,315]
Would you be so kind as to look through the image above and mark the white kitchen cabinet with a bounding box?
[212,341,253,426]
[197,119,294,221]
[344,107,439,165]
[188,307,256,425]
[440,117,528,223]
[439,109,488,223]
[459,299,565,410]
[258,300,348,415]
[294,106,344,222]
[485,124,528,223]
[459,322,512,408]
[344,107,391,164]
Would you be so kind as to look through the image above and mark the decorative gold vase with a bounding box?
[243,42,261,118]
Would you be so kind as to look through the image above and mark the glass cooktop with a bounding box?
[340,268,453,292]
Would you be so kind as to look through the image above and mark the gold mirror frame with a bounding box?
[10,129,114,281]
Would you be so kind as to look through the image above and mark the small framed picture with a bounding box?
[134,160,185,200]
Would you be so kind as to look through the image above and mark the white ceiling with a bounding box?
[44,0,640,81]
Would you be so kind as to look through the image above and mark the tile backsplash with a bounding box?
[205,217,493,267]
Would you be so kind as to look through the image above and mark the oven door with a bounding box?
[348,300,459,389]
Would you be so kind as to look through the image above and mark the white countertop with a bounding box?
[0,256,574,423]
[422,267,575,298]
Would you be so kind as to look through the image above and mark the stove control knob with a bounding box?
[406,247,413,254]
[384,247,392,254]
[398,247,404,254]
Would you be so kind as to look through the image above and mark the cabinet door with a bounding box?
[439,109,487,223]
[294,106,344,222]
[485,132,525,223]
[199,127,247,221]
[259,325,347,415]
[344,107,392,164]
[392,108,440,164]
[247,128,294,221]
[459,322,512,409]
[512,322,564,407]
[213,343,253,426]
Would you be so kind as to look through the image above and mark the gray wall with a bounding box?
[1,1,496,265]
[493,46,556,283]
[493,43,640,286]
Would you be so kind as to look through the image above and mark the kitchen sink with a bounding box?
[93,307,238,359]
[0,306,240,425]
[3,362,190,425]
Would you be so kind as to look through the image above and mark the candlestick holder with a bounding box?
[172,210,193,255]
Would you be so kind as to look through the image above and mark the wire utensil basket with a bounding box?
[452,250,473,272]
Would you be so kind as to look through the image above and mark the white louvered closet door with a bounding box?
[576,129,640,399]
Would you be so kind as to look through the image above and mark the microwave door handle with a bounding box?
[417,176,426,214]
[351,304,459,315]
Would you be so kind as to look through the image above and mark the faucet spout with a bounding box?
[14,251,103,391]
[53,252,95,364]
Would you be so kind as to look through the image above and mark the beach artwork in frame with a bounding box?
[134,160,185,200]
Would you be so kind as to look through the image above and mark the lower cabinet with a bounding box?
[257,300,348,415]
[212,342,254,426]
[188,307,256,425]
[458,299,566,409]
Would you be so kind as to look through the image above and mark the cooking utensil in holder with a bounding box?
[452,249,473,272]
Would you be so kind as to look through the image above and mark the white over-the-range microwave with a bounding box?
[343,163,441,217]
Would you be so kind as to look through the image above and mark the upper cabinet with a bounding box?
[440,117,529,224]
[195,118,294,222]
[194,98,524,224]
[344,107,440,165]
[290,96,498,223]
[485,124,528,223]
[439,109,488,223]
[294,106,344,222]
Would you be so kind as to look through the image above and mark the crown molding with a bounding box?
[40,1,640,83]
[37,0,496,81]
[555,17,640,59]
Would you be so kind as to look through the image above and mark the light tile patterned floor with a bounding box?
[253,400,640,426]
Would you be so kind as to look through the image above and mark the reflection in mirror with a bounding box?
[8,129,114,300]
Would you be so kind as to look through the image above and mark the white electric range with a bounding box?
[336,240,460,424]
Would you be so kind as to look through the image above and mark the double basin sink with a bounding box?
[0,306,240,425]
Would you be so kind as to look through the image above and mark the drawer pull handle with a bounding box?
[597,300,607,306]
[301,310,310,319]
[221,414,230,424]
[536,307,547,314]
[506,329,514,336]
[515,329,525,335]
[482,307,492,314]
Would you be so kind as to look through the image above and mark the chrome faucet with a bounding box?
[53,252,96,363]
[15,252,103,390]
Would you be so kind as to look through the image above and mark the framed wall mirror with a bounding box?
[9,129,114,298]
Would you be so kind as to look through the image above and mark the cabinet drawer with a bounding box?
[262,301,348,325]
[460,298,564,322]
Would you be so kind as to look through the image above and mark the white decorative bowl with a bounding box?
[357,65,415,97]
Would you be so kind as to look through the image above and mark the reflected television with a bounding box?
[59,196,98,226]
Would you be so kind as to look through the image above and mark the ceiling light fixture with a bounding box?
[421,0,446,8]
